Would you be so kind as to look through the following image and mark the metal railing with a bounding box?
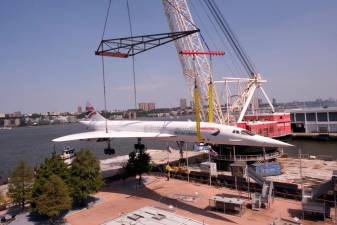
[149,171,303,201]
[213,151,282,161]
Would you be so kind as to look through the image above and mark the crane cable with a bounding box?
[126,0,137,110]
[204,0,256,77]
[100,0,112,133]
[197,0,243,76]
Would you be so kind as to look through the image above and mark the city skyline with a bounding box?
[1,0,336,113]
[1,97,337,115]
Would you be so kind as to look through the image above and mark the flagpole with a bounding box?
[209,150,211,186]
[186,144,189,182]
[167,142,170,181]
[167,142,170,164]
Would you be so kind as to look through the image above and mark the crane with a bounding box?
[163,0,276,125]
[203,0,275,123]
[162,0,225,124]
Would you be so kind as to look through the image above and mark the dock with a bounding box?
[291,132,337,140]
[101,149,336,189]
[100,149,337,200]
[269,157,337,188]
[100,149,204,178]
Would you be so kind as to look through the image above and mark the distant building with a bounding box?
[0,113,5,118]
[123,111,137,119]
[4,119,11,127]
[138,103,147,111]
[148,103,155,111]
[11,111,22,118]
[67,116,77,123]
[138,102,155,111]
[14,118,21,126]
[129,111,137,119]
[180,98,187,110]
[77,106,82,114]
[51,112,61,116]
[287,107,337,133]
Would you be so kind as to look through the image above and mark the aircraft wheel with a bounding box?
[104,148,115,155]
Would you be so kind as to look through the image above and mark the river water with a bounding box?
[0,122,336,183]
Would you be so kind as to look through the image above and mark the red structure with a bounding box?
[179,50,225,56]
[236,113,291,138]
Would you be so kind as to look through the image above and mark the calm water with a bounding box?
[0,122,336,183]
[0,123,173,183]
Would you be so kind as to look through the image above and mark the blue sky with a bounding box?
[0,0,336,113]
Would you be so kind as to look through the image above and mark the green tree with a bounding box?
[35,175,71,219]
[7,160,34,209]
[70,149,103,205]
[124,150,152,185]
[123,151,137,179]
[32,155,70,208]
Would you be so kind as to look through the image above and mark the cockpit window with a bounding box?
[232,130,240,134]
[241,130,255,136]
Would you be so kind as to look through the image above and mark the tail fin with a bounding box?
[85,102,105,121]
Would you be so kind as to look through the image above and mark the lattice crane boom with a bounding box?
[162,0,225,124]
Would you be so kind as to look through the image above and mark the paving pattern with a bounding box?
[65,175,333,225]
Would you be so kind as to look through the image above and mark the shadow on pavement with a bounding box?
[102,177,237,224]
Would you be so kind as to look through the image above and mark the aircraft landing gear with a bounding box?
[104,140,115,155]
[134,138,145,152]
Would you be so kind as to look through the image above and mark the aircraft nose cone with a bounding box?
[262,136,294,148]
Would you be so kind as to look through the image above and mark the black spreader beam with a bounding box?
[95,29,199,58]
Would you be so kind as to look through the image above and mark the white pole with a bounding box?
[167,142,170,181]
[225,80,230,124]
[259,86,275,113]
[299,148,304,219]
[167,142,170,164]
[209,152,211,186]
[233,145,238,192]
[237,84,257,123]
[263,147,266,176]
[186,144,189,182]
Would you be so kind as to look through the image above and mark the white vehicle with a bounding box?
[52,103,293,154]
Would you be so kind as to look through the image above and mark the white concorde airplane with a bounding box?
[52,103,293,153]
